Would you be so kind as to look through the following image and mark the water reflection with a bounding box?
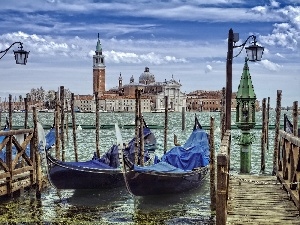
[67,187,130,207]
[132,178,215,224]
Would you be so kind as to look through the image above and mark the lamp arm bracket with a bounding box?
[233,35,256,49]
[0,42,23,60]
[232,35,256,59]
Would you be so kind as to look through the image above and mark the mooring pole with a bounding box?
[55,91,60,160]
[134,88,139,164]
[163,96,168,154]
[71,93,78,162]
[266,97,270,151]
[182,106,185,131]
[95,92,100,158]
[60,86,65,162]
[65,99,69,141]
[293,101,298,137]
[138,90,144,166]
[261,98,266,173]
[210,116,216,211]
[33,107,42,198]
[272,90,282,175]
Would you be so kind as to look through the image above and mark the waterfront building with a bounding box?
[186,90,237,112]
[74,95,95,112]
[104,67,186,112]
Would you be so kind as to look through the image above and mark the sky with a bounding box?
[0,0,299,108]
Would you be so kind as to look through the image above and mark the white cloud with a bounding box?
[269,0,280,8]
[250,6,268,15]
[259,22,298,50]
[260,59,282,71]
[205,64,213,73]
[275,53,285,58]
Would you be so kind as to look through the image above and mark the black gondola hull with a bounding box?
[124,167,208,196]
[48,165,124,189]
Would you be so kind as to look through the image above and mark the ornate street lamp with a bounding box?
[0,42,29,65]
[225,28,264,131]
[235,58,257,173]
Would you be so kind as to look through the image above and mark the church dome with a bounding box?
[139,67,155,85]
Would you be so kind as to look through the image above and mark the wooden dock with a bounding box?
[215,96,300,225]
[226,174,299,224]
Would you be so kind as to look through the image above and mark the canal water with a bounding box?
[0,110,291,224]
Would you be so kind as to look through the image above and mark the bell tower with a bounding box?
[93,33,106,96]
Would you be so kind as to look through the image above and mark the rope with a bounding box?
[42,147,64,201]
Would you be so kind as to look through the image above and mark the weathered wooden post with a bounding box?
[8,95,12,130]
[33,107,42,198]
[55,91,60,160]
[273,90,282,175]
[24,98,28,128]
[95,92,100,158]
[266,97,270,150]
[71,93,78,162]
[138,90,144,166]
[134,88,140,164]
[210,116,216,211]
[65,99,69,141]
[216,146,228,225]
[261,98,266,173]
[182,106,185,131]
[60,86,65,161]
[164,96,168,154]
[6,95,13,197]
[220,87,226,140]
[22,97,29,167]
[293,101,298,137]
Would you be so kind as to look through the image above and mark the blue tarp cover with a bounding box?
[133,128,210,173]
[161,129,210,170]
[56,158,117,170]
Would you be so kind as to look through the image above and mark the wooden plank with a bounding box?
[226,174,299,224]
[11,178,32,192]
[0,171,10,180]
[12,166,33,176]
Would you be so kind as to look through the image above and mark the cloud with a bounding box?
[260,59,282,71]
[259,23,298,50]
[102,51,187,65]
[269,0,280,8]
[250,6,268,15]
[205,64,213,73]
[275,53,285,58]
[258,5,300,51]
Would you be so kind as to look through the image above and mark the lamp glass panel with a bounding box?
[14,50,29,65]
[246,46,256,61]
[255,46,264,61]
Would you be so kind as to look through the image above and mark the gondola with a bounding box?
[122,115,210,196]
[45,122,156,190]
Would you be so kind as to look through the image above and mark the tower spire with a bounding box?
[96,33,102,53]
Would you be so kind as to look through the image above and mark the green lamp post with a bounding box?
[235,58,257,173]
